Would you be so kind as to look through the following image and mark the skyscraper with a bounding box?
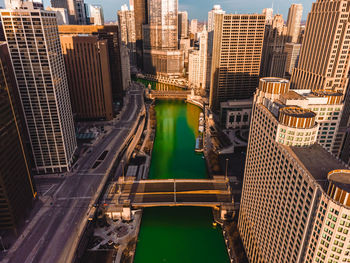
[209,14,266,111]
[262,7,273,25]
[188,27,207,89]
[89,4,104,25]
[290,0,350,93]
[339,80,350,164]
[260,14,288,78]
[206,5,225,90]
[178,11,188,39]
[46,7,69,25]
[0,43,35,231]
[284,42,301,77]
[51,0,87,25]
[143,0,183,76]
[190,18,197,35]
[286,4,303,43]
[58,25,129,100]
[239,77,350,263]
[1,5,77,174]
[118,4,137,66]
[132,0,148,69]
[207,5,225,32]
[60,35,114,120]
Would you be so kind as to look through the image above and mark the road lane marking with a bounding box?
[42,184,56,196]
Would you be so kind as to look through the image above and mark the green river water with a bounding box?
[134,100,229,263]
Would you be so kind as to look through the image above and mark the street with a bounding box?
[2,83,144,263]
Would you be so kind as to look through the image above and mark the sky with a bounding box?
[0,0,312,22]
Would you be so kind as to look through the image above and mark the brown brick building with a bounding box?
[60,35,114,120]
[59,25,125,101]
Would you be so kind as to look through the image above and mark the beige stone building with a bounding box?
[118,4,137,67]
[239,77,350,263]
[290,0,350,94]
[284,42,301,77]
[286,4,303,43]
[209,13,265,111]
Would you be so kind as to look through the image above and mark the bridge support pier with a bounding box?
[122,201,132,221]
[220,204,235,221]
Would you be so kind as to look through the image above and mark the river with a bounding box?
[134,100,229,263]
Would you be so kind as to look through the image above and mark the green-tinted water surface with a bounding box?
[134,100,229,263]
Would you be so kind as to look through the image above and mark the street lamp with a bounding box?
[225,158,229,182]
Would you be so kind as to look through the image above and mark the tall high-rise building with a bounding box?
[89,4,104,25]
[118,4,137,67]
[178,11,188,39]
[132,0,148,69]
[1,5,77,174]
[286,4,303,43]
[0,43,36,231]
[209,14,266,111]
[206,5,225,90]
[262,7,273,25]
[190,18,197,35]
[290,0,350,93]
[46,7,69,25]
[207,5,225,32]
[143,0,183,76]
[59,25,130,100]
[339,80,350,164]
[260,14,288,78]
[239,77,350,263]
[188,27,207,89]
[60,35,114,120]
[51,0,86,25]
[284,42,301,77]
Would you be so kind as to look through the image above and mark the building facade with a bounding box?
[206,5,225,90]
[0,43,35,231]
[339,81,350,165]
[260,14,288,78]
[190,18,197,35]
[188,27,207,89]
[142,0,183,76]
[220,99,253,129]
[286,4,303,43]
[1,8,77,173]
[239,77,350,263]
[131,0,148,69]
[284,42,301,77]
[89,4,104,25]
[209,14,265,111]
[262,8,273,25]
[46,7,69,25]
[51,0,87,25]
[118,4,137,67]
[58,25,129,100]
[178,11,188,39]
[60,35,114,120]
[290,0,350,93]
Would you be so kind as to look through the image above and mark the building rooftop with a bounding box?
[280,91,306,101]
[280,107,316,118]
[260,77,289,84]
[328,170,350,193]
[289,144,348,191]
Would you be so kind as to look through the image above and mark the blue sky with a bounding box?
[0,0,312,22]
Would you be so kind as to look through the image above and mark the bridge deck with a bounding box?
[117,178,232,207]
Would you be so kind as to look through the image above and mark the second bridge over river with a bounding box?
[104,177,234,220]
